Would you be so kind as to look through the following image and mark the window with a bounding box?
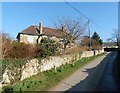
[28,36,33,43]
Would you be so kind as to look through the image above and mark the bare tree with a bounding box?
[81,36,90,47]
[107,29,119,46]
[51,17,88,54]
[1,33,12,59]
[112,29,119,46]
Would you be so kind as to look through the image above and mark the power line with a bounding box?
[64,1,89,20]
[63,0,112,35]
[90,20,111,35]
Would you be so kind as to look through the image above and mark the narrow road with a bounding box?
[97,52,118,91]
[49,52,118,91]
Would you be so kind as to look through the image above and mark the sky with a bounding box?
[2,2,118,41]
[1,0,120,2]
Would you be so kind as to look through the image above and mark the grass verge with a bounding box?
[2,53,105,92]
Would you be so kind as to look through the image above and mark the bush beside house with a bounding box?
[35,38,59,58]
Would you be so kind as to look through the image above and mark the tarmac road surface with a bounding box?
[49,52,118,91]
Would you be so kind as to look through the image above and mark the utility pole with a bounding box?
[118,29,120,48]
[88,19,91,50]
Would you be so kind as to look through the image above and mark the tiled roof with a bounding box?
[18,25,66,38]
[42,27,66,38]
[20,25,39,35]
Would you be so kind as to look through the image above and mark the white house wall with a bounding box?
[20,34,39,44]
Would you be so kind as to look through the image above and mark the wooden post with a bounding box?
[88,19,91,50]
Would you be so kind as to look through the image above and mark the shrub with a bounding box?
[5,41,35,59]
[2,59,26,71]
[1,33,35,59]
[2,33,12,59]
[3,86,13,93]
[35,38,59,58]
[2,33,59,59]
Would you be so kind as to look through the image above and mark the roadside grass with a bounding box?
[2,53,105,92]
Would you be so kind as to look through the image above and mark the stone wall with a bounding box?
[80,51,94,58]
[2,49,104,84]
[20,59,40,81]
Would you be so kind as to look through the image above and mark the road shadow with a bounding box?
[63,52,118,92]
[115,50,120,89]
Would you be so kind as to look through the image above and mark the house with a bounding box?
[16,22,66,44]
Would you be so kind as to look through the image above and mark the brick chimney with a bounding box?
[39,21,42,34]
[62,26,66,33]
